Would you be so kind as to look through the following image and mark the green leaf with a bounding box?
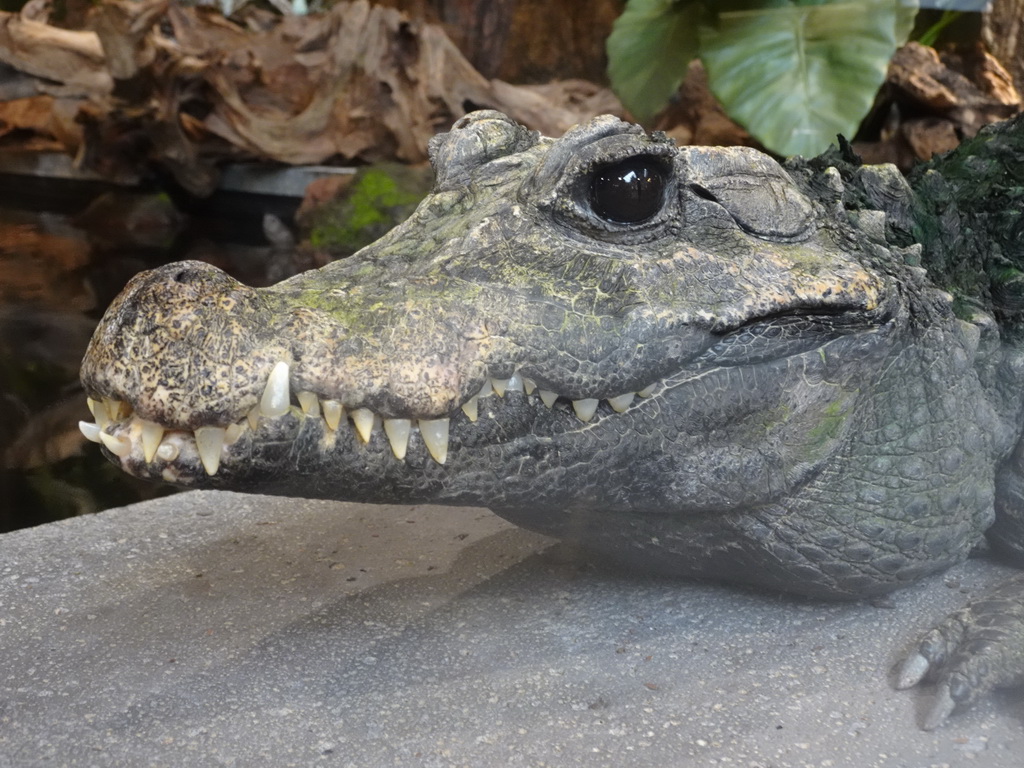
[917,10,959,47]
[699,0,918,157]
[607,0,706,123]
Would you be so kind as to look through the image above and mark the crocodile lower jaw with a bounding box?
[79,361,659,476]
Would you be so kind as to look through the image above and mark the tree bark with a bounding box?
[385,0,622,83]
[982,0,1024,95]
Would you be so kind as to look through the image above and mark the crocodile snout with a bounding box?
[80,261,283,430]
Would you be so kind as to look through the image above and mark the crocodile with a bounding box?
[79,110,1024,729]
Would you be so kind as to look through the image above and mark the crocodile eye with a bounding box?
[589,157,667,224]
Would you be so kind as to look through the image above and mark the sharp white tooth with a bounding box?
[477,379,494,398]
[260,361,291,417]
[522,378,537,395]
[538,390,558,408]
[104,397,130,421]
[247,406,260,431]
[607,393,635,413]
[297,390,320,416]
[140,420,165,462]
[225,423,244,445]
[504,373,523,394]
[98,431,131,457]
[194,426,226,476]
[491,377,509,397]
[637,384,656,397]
[572,398,599,422]
[461,395,479,422]
[351,408,375,443]
[86,397,110,428]
[418,418,449,464]
[383,418,412,460]
[157,442,179,461]
[322,399,343,431]
[90,399,107,428]
[79,421,101,443]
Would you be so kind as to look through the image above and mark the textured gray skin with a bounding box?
[80,111,1024,726]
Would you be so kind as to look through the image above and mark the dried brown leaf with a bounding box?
[0,0,631,189]
[0,11,111,95]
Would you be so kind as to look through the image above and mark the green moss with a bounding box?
[307,165,432,256]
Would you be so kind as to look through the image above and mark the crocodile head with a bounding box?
[80,111,998,595]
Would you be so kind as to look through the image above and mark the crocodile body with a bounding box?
[79,111,1024,727]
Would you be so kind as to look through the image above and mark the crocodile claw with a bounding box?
[896,572,1024,729]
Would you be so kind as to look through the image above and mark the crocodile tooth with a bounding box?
[504,373,524,394]
[538,390,558,408]
[522,378,537,395]
[607,393,635,413]
[461,395,479,422]
[194,426,226,476]
[418,418,449,464]
[491,377,509,397]
[260,361,291,418]
[637,384,656,397]
[247,406,260,431]
[87,398,110,429]
[104,397,131,421]
[477,379,494,398]
[157,442,179,461]
[351,408,375,443]
[100,398,116,421]
[383,418,412,460]
[297,390,320,417]
[140,420,165,462]
[79,421,101,443]
[322,399,343,431]
[225,423,244,445]
[99,431,131,457]
[572,398,599,422]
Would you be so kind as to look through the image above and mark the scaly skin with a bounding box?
[79,111,1024,727]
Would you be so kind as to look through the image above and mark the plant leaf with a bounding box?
[607,0,706,123]
[699,0,918,157]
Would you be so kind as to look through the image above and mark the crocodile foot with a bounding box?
[896,572,1024,729]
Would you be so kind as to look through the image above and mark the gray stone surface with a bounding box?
[1,491,1021,767]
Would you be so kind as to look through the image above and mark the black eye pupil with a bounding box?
[589,158,667,224]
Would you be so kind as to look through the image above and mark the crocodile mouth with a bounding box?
[79,309,879,480]
[79,366,662,477]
